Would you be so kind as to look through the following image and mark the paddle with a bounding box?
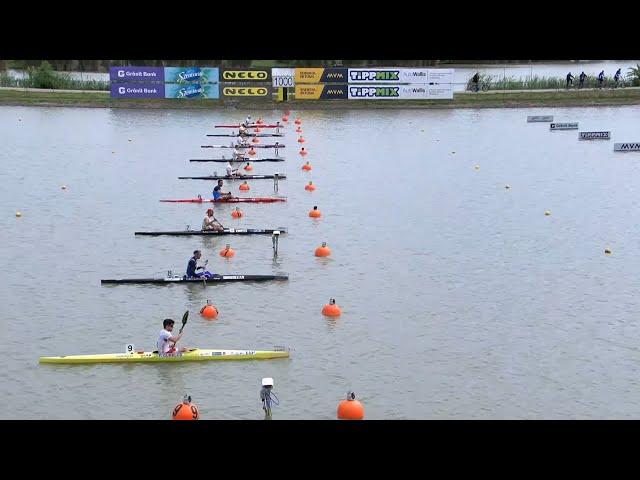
[178,310,189,334]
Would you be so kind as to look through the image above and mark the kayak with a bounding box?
[214,124,282,129]
[207,133,284,138]
[101,274,289,284]
[160,197,286,203]
[201,144,285,149]
[178,174,286,180]
[189,158,285,163]
[135,228,287,236]
[40,348,290,364]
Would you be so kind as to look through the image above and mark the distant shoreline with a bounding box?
[2,87,640,110]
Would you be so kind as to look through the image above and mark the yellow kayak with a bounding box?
[39,348,290,364]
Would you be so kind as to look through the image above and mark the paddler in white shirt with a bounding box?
[225,161,243,178]
[202,208,224,232]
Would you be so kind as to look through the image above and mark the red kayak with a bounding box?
[160,197,287,203]
[214,124,282,129]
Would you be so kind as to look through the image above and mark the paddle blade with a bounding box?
[179,310,189,333]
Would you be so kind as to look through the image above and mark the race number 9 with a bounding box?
[126,344,135,354]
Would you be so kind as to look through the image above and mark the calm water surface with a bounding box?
[1,103,640,419]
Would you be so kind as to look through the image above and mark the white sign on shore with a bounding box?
[579,131,611,140]
[550,122,578,130]
[614,143,640,152]
[527,115,553,122]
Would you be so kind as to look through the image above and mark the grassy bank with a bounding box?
[2,86,640,110]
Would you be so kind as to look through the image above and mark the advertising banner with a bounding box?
[348,84,453,100]
[111,83,165,99]
[165,83,220,99]
[347,68,454,84]
[579,131,611,140]
[221,85,272,97]
[109,66,165,82]
[294,68,348,84]
[295,84,348,100]
[427,69,454,84]
[550,122,578,130]
[527,115,554,122]
[164,67,219,84]
[220,68,271,82]
[614,143,640,151]
[272,68,295,87]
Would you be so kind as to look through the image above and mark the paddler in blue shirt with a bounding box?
[213,179,234,201]
[186,250,210,278]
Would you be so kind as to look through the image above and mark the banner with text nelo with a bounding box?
[165,83,219,99]
[164,67,219,84]
[109,67,165,82]
[295,84,348,100]
[221,85,272,98]
[294,68,348,84]
[111,83,165,98]
[220,68,271,82]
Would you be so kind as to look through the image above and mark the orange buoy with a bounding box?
[248,148,256,157]
[322,298,340,315]
[299,147,307,156]
[252,137,260,144]
[337,392,364,420]
[239,181,250,191]
[231,207,243,218]
[302,161,312,171]
[220,244,235,258]
[200,302,219,319]
[315,241,331,257]
[282,116,289,122]
[244,163,253,171]
[284,110,291,116]
[309,206,321,218]
[257,118,264,124]
[297,136,305,143]
[294,118,302,125]
[172,395,200,420]
[295,127,303,133]
[305,181,316,191]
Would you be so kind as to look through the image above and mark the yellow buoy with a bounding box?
[605,248,612,255]
[61,185,67,190]
[15,211,22,217]
[474,165,480,170]
[545,211,551,216]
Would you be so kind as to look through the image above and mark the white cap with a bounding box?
[262,377,273,387]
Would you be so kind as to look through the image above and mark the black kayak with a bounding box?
[135,228,286,236]
[189,158,285,163]
[101,274,289,285]
[178,174,286,180]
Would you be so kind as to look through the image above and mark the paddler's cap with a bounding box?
[207,208,214,215]
[262,377,273,387]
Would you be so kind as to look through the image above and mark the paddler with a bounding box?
[236,135,249,148]
[226,160,243,178]
[157,318,188,356]
[202,208,224,231]
[241,115,252,128]
[275,121,282,134]
[186,249,211,278]
[274,141,282,156]
[213,179,234,200]
[239,124,248,136]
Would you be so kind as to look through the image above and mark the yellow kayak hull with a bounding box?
[39,348,290,364]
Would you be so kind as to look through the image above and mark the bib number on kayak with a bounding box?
[126,344,135,354]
